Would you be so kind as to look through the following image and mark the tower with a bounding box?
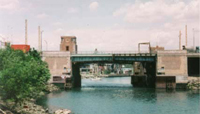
[179,30,182,50]
[60,36,77,53]
[25,19,28,45]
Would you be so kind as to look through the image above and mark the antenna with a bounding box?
[25,19,28,45]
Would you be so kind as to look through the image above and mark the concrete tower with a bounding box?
[25,19,28,45]
[60,36,77,53]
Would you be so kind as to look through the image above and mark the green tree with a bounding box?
[0,46,50,103]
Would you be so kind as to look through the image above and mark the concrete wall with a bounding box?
[60,36,77,53]
[157,50,188,83]
[42,51,71,82]
[156,76,176,89]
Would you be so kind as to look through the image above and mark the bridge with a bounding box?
[70,51,156,63]
[70,51,157,88]
[41,36,200,89]
[42,50,199,89]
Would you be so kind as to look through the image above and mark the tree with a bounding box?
[0,46,50,103]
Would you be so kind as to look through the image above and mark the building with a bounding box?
[42,36,77,83]
[60,36,77,53]
[11,44,30,53]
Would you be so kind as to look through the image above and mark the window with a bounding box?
[64,67,67,72]
[66,46,69,51]
[71,38,76,42]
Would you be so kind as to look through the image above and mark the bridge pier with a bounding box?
[72,62,81,88]
[131,62,156,88]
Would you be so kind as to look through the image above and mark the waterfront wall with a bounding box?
[42,51,71,82]
[156,50,188,83]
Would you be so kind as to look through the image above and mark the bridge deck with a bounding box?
[71,53,157,62]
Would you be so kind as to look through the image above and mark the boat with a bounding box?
[90,77,101,81]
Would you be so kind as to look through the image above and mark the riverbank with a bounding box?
[187,77,200,90]
[0,84,62,114]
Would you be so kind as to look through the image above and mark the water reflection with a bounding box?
[37,77,200,114]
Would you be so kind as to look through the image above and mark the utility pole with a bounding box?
[179,30,182,50]
[25,19,28,45]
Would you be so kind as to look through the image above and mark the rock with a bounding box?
[45,108,49,113]
[0,109,6,114]
[23,105,29,108]
[192,87,198,90]
[55,109,71,114]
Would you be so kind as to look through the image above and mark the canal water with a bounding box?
[37,77,200,114]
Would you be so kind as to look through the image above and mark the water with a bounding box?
[37,77,200,114]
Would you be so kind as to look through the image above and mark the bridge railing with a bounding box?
[71,51,150,55]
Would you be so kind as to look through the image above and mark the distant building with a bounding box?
[60,36,77,53]
[11,44,30,53]
[150,46,164,53]
[0,42,10,49]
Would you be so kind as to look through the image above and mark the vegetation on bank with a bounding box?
[0,46,50,103]
[187,79,200,90]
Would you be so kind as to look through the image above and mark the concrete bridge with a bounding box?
[71,51,156,63]
[70,51,157,87]
[42,50,200,89]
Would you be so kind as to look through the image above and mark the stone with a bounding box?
[55,109,71,114]
[23,105,29,108]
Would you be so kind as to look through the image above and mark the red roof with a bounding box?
[11,45,30,53]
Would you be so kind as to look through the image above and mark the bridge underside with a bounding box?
[71,54,157,88]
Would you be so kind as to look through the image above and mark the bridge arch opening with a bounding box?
[71,61,156,88]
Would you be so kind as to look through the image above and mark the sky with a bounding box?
[0,0,199,51]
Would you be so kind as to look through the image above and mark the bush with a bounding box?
[104,69,111,74]
[0,46,50,103]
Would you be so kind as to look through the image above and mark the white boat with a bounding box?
[90,77,101,81]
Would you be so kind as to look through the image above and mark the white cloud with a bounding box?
[36,13,49,19]
[113,0,199,23]
[89,2,99,11]
[0,0,19,10]
[65,28,175,51]
[67,7,79,13]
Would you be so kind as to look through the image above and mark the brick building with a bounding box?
[60,36,77,53]
[11,44,30,53]
[42,36,78,83]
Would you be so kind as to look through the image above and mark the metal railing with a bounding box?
[71,51,150,55]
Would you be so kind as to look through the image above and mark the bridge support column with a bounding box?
[146,62,156,88]
[72,62,81,88]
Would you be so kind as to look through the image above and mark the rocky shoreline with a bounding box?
[0,84,71,114]
[187,77,200,90]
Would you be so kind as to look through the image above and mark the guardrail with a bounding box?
[71,51,150,55]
